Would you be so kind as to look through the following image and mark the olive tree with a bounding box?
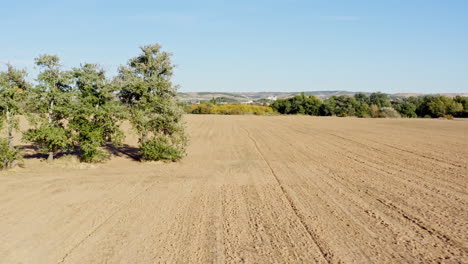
[0,65,29,168]
[116,44,187,161]
[69,64,125,162]
[23,55,74,162]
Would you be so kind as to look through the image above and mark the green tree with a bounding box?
[116,44,187,161]
[271,98,292,114]
[415,95,434,117]
[319,99,335,116]
[369,92,391,108]
[426,96,463,117]
[303,95,322,115]
[354,93,370,105]
[0,65,29,168]
[23,55,74,162]
[69,64,125,162]
[353,93,371,117]
[355,102,371,117]
[453,96,468,117]
[392,98,417,118]
[270,93,322,115]
[323,95,359,117]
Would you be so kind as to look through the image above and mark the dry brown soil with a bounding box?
[1,115,467,263]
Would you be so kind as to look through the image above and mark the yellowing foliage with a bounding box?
[188,104,275,115]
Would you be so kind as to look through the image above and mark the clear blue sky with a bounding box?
[1,0,467,93]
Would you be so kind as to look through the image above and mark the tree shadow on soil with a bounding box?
[21,144,142,162]
[21,145,80,160]
[104,144,141,161]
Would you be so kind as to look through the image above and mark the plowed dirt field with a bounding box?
[1,115,467,263]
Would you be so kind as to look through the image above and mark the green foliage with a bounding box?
[140,135,185,161]
[354,93,370,105]
[271,93,322,115]
[188,104,274,115]
[392,99,417,118]
[411,95,464,118]
[23,124,73,156]
[369,92,391,108]
[25,55,74,161]
[0,138,21,169]
[271,92,468,119]
[0,65,29,168]
[453,96,468,117]
[69,64,125,162]
[0,65,29,122]
[354,102,371,117]
[325,95,359,116]
[254,98,274,104]
[116,44,187,161]
[200,96,239,104]
[353,93,371,117]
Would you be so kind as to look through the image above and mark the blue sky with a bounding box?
[1,0,467,93]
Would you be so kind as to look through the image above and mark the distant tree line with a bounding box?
[0,44,187,169]
[187,103,274,115]
[271,92,468,118]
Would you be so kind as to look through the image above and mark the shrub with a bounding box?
[187,104,274,115]
[379,107,401,118]
[140,136,185,161]
[444,114,454,120]
[370,104,383,118]
[23,124,73,161]
[0,138,21,169]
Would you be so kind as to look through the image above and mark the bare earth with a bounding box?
[1,115,467,263]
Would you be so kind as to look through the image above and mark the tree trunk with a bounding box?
[48,100,54,123]
[141,133,148,144]
[6,108,16,168]
[47,100,55,162]
[47,151,54,162]
[6,108,13,149]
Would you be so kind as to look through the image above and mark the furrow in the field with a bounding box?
[293,162,458,262]
[242,127,332,263]
[244,118,467,261]
[279,118,467,199]
[310,130,468,203]
[304,129,468,225]
[325,132,467,188]
[297,162,468,261]
[262,120,468,249]
[290,116,468,169]
[284,118,467,186]
[243,124,404,261]
[0,168,164,263]
[246,124,455,262]
[332,130,467,170]
[327,123,468,169]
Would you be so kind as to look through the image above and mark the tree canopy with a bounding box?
[116,44,187,161]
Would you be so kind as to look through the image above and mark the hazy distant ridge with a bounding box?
[178,91,468,103]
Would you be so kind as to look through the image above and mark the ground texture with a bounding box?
[1,115,467,263]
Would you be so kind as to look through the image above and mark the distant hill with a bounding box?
[178,91,468,103]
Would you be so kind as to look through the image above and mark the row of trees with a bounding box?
[187,103,274,115]
[0,44,186,169]
[271,92,468,118]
